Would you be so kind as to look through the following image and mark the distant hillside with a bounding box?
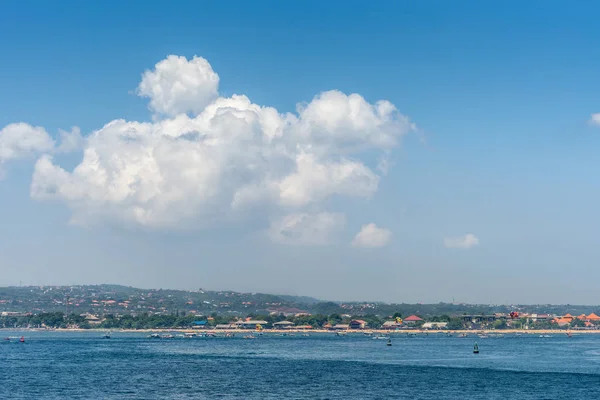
[0,284,599,318]
[276,294,321,305]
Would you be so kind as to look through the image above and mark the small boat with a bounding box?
[372,335,389,340]
[335,332,347,336]
[148,333,161,339]
[477,334,489,339]
[161,334,174,339]
[458,333,468,338]
[539,334,551,338]
[473,343,479,354]
[566,332,572,338]
[243,335,256,339]
[103,331,111,339]
[407,333,417,337]
[386,338,392,346]
[19,336,25,343]
[302,333,310,337]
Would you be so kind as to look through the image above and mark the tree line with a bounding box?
[0,312,593,330]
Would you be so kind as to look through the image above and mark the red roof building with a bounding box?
[403,315,424,323]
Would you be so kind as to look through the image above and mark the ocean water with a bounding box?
[1,331,600,399]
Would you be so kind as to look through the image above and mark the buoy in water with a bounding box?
[473,342,479,354]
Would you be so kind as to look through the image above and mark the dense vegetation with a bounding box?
[1,285,599,331]
[0,311,593,330]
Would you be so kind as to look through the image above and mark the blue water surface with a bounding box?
[1,331,599,399]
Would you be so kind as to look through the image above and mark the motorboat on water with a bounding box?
[372,335,389,340]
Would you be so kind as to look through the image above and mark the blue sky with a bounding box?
[1,0,600,304]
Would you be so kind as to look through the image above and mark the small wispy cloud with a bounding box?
[352,223,392,248]
[444,233,479,249]
[589,113,600,126]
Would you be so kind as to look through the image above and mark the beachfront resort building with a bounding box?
[191,320,208,329]
[332,324,349,330]
[273,321,295,329]
[233,320,268,329]
[349,320,367,329]
[381,320,402,330]
[422,322,448,329]
[403,315,424,324]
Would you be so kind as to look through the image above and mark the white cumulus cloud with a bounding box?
[444,233,479,249]
[268,212,346,245]
[351,223,392,248]
[137,55,220,117]
[20,54,414,240]
[0,123,54,176]
[590,113,600,126]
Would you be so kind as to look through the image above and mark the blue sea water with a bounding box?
[1,331,600,399]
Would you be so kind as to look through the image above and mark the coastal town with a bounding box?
[1,285,600,332]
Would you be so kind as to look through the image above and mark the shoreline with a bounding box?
[2,328,598,334]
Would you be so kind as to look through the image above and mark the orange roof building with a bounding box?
[554,318,571,327]
[562,314,574,321]
[587,313,600,321]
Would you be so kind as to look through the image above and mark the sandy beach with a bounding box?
[4,327,598,334]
